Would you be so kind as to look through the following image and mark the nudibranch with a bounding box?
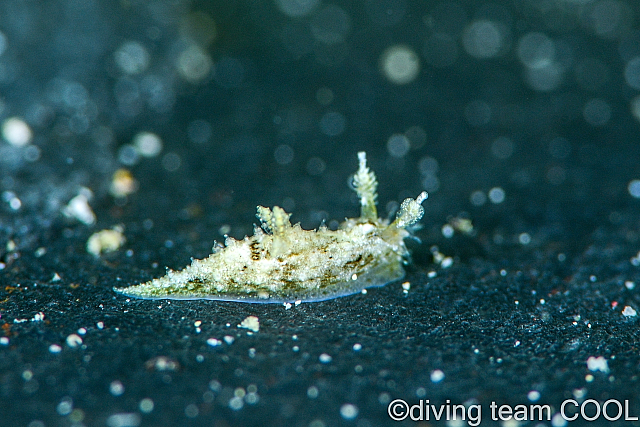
[115,152,427,302]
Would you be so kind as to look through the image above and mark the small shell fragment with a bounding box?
[239,316,260,332]
[586,356,609,373]
[115,152,427,303]
[66,334,83,348]
[622,305,637,317]
[87,226,125,257]
[110,168,139,198]
[63,188,96,225]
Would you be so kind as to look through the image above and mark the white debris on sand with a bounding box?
[63,188,96,225]
[87,226,125,257]
[622,305,637,317]
[238,316,260,333]
[586,356,609,373]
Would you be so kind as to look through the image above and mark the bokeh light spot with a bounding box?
[311,5,350,45]
[0,31,8,57]
[316,87,334,106]
[319,111,346,137]
[405,126,426,149]
[276,0,319,18]
[306,157,326,176]
[187,119,212,144]
[180,12,217,47]
[380,45,420,85]
[418,156,438,175]
[274,144,294,165]
[2,117,32,147]
[114,41,150,75]
[488,187,505,204]
[517,33,554,69]
[525,62,564,92]
[133,132,162,157]
[177,44,212,83]
[491,136,514,159]
[628,180,640,198]
[624,57,640,90]
[587,0,630,40]
[462,20,505,59]
[162,153,182,172]
[386,133,410,158]
[118,144,139,166]
[583,98,611,126]
[546,166,566,186]
[470,190,487,206]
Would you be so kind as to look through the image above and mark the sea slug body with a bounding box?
[115,152,427,302]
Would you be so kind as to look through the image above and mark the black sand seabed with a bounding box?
[2,201,640,426]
